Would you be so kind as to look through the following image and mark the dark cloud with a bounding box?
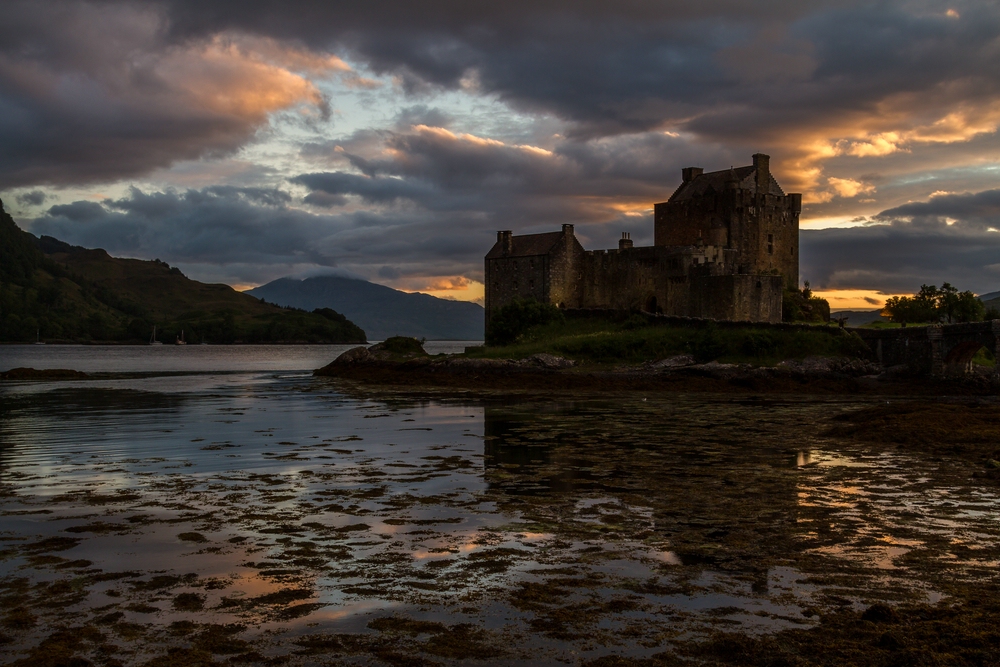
[291,172,437,206]
[378,265,402,279]
[874,189,1000,231]
[393,105,453,130]
[27,184,502,286]
[15,190,49,206]
[801,189,1000,294]
[157,0,1000,141]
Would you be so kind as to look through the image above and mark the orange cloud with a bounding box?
[154,36,326,120]
[827,177,875,199]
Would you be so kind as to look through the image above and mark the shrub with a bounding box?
[486,299,564,346]
[378,336,426,355]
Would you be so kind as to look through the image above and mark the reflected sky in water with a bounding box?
[1,362,999,664]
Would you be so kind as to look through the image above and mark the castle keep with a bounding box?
[485,154,800,324]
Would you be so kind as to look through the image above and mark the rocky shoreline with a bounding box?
[315,343,1000,395]
[0,367,90,381]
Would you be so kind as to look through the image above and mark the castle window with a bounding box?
[529,280,535,289]
[767,234,774,255]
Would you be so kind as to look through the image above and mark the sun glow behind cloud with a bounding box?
[395,276,485,304]
[811,289,910,311]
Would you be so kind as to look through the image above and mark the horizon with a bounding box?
[2,1,999,311]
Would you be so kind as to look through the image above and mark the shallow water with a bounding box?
[1,364,999,664]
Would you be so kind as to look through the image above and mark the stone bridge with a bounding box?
[854,320,1000,376]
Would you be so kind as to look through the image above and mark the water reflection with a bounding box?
[1,375,998,664]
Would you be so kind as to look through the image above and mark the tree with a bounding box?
[882,283,986,325]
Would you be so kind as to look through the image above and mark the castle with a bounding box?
[485,154,801,324]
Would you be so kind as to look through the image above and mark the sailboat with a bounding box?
[35,329,45,345]
[149,325,163,345]
[176,330,187,345]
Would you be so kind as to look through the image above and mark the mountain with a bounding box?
[830,309,887,326]
[978,290,1000,302]
[0,201,365,344]
[247,276,485,340]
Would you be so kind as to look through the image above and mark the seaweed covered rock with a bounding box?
[0,367,89,381]
[314,337,428,376]
[369,336,427,358]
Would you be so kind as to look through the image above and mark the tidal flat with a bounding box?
[1,368,999,665]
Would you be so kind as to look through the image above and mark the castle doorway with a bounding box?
[645,295,658,313]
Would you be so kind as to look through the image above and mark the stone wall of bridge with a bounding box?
[854,321,1000,377]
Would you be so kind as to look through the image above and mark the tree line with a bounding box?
[882,283,999,326]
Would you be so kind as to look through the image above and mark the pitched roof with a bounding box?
[485,231,565,259]
[667,166,786,202]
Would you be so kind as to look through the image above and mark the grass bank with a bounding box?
[468,316,871,366]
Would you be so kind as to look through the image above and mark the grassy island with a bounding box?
[473,302,869,367]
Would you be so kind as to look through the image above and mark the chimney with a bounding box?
[618,232,633,250]
[752,153,770,194]
[562,224,575,237]
[682,167,703,182]
[497,230,513,255]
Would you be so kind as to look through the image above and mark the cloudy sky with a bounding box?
[2,0,999,308]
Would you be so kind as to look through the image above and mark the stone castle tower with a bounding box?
[655,153,800,290]
[485,154,801,324]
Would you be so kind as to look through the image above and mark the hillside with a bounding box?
[979,290,1000,313]
[0,201,365,344]
[247,276,485,340]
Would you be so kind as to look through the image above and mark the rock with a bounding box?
[684,361,740,379]
[439,357,518,369]
[522,353,575,369]
[314,346,372,375]
[648,355,695,370]
[367,336,427,357]
[335,346,373,364]
[0,368,88,381]
[777,356,881,377]
[861,603,898,623]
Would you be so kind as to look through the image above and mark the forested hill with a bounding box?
[0,202,366,344]
[248,275,485,341]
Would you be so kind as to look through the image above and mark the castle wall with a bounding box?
[485,255,549,323]
[578,245,728,316]
[690,274,783,323]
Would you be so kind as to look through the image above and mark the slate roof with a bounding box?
[485,231,565,259]
[667,166,786,202]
